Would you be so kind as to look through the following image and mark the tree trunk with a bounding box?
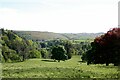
[58,60,60,62]
[87,61,90,65]
[106,63,109,66]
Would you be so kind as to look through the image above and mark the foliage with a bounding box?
[40,48,48,58]
[63,40,73,59]
[51,45,68,62]
[83,28,120,66]
[1,29,41,62]
[73,41,91,55]
[2,46,21,62]
[1,28,92,63]
[37,39,92,61]
[28,49,41,58]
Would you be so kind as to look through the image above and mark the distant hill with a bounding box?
[14,31,104,40]
[14,31,68,40]
[61,33,104,40]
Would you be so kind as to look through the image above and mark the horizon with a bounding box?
[1,28,105,34]
[0,0,119,33]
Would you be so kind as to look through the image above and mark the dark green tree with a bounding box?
[51,45,68,62]
[40,48,48,58]
[64,40,73,59]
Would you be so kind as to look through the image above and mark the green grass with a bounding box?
[2,56,119,78]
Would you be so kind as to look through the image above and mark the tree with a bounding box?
[1,29,41,62]
[28,49,41,58]
[51,45,68,62]
[40,48,48,58]
[2,45,21,62]
[84,28,120,66]
[64,40,73,59]
[40,42,47,48]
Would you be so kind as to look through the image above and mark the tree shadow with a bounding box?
[96,64,116,68]
[41,59,56,62]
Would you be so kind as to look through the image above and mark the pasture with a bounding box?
[2,56,119,78]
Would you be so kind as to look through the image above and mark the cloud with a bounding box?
[0,0,119,33]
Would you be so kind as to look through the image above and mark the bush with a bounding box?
[28,49,41,58]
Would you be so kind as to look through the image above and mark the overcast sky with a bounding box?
[0,0,119,33]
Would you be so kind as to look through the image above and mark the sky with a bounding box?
[0,0,119,33]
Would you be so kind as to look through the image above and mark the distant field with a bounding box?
[2,56,118,78]
[71,39,93,44]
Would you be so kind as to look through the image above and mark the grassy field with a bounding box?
[2,56,119,78]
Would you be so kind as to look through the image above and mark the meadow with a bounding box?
[2,56,119,78]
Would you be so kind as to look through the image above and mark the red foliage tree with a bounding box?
[86,28,120,66]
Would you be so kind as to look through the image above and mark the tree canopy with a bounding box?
[1,29,41,62]
[83,28,120,66]
[51,45,68,62]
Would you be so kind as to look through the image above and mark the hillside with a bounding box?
[14,31,104,40]
[61,33,103,40]
[1,29,41,62]
[14,31,68,40]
